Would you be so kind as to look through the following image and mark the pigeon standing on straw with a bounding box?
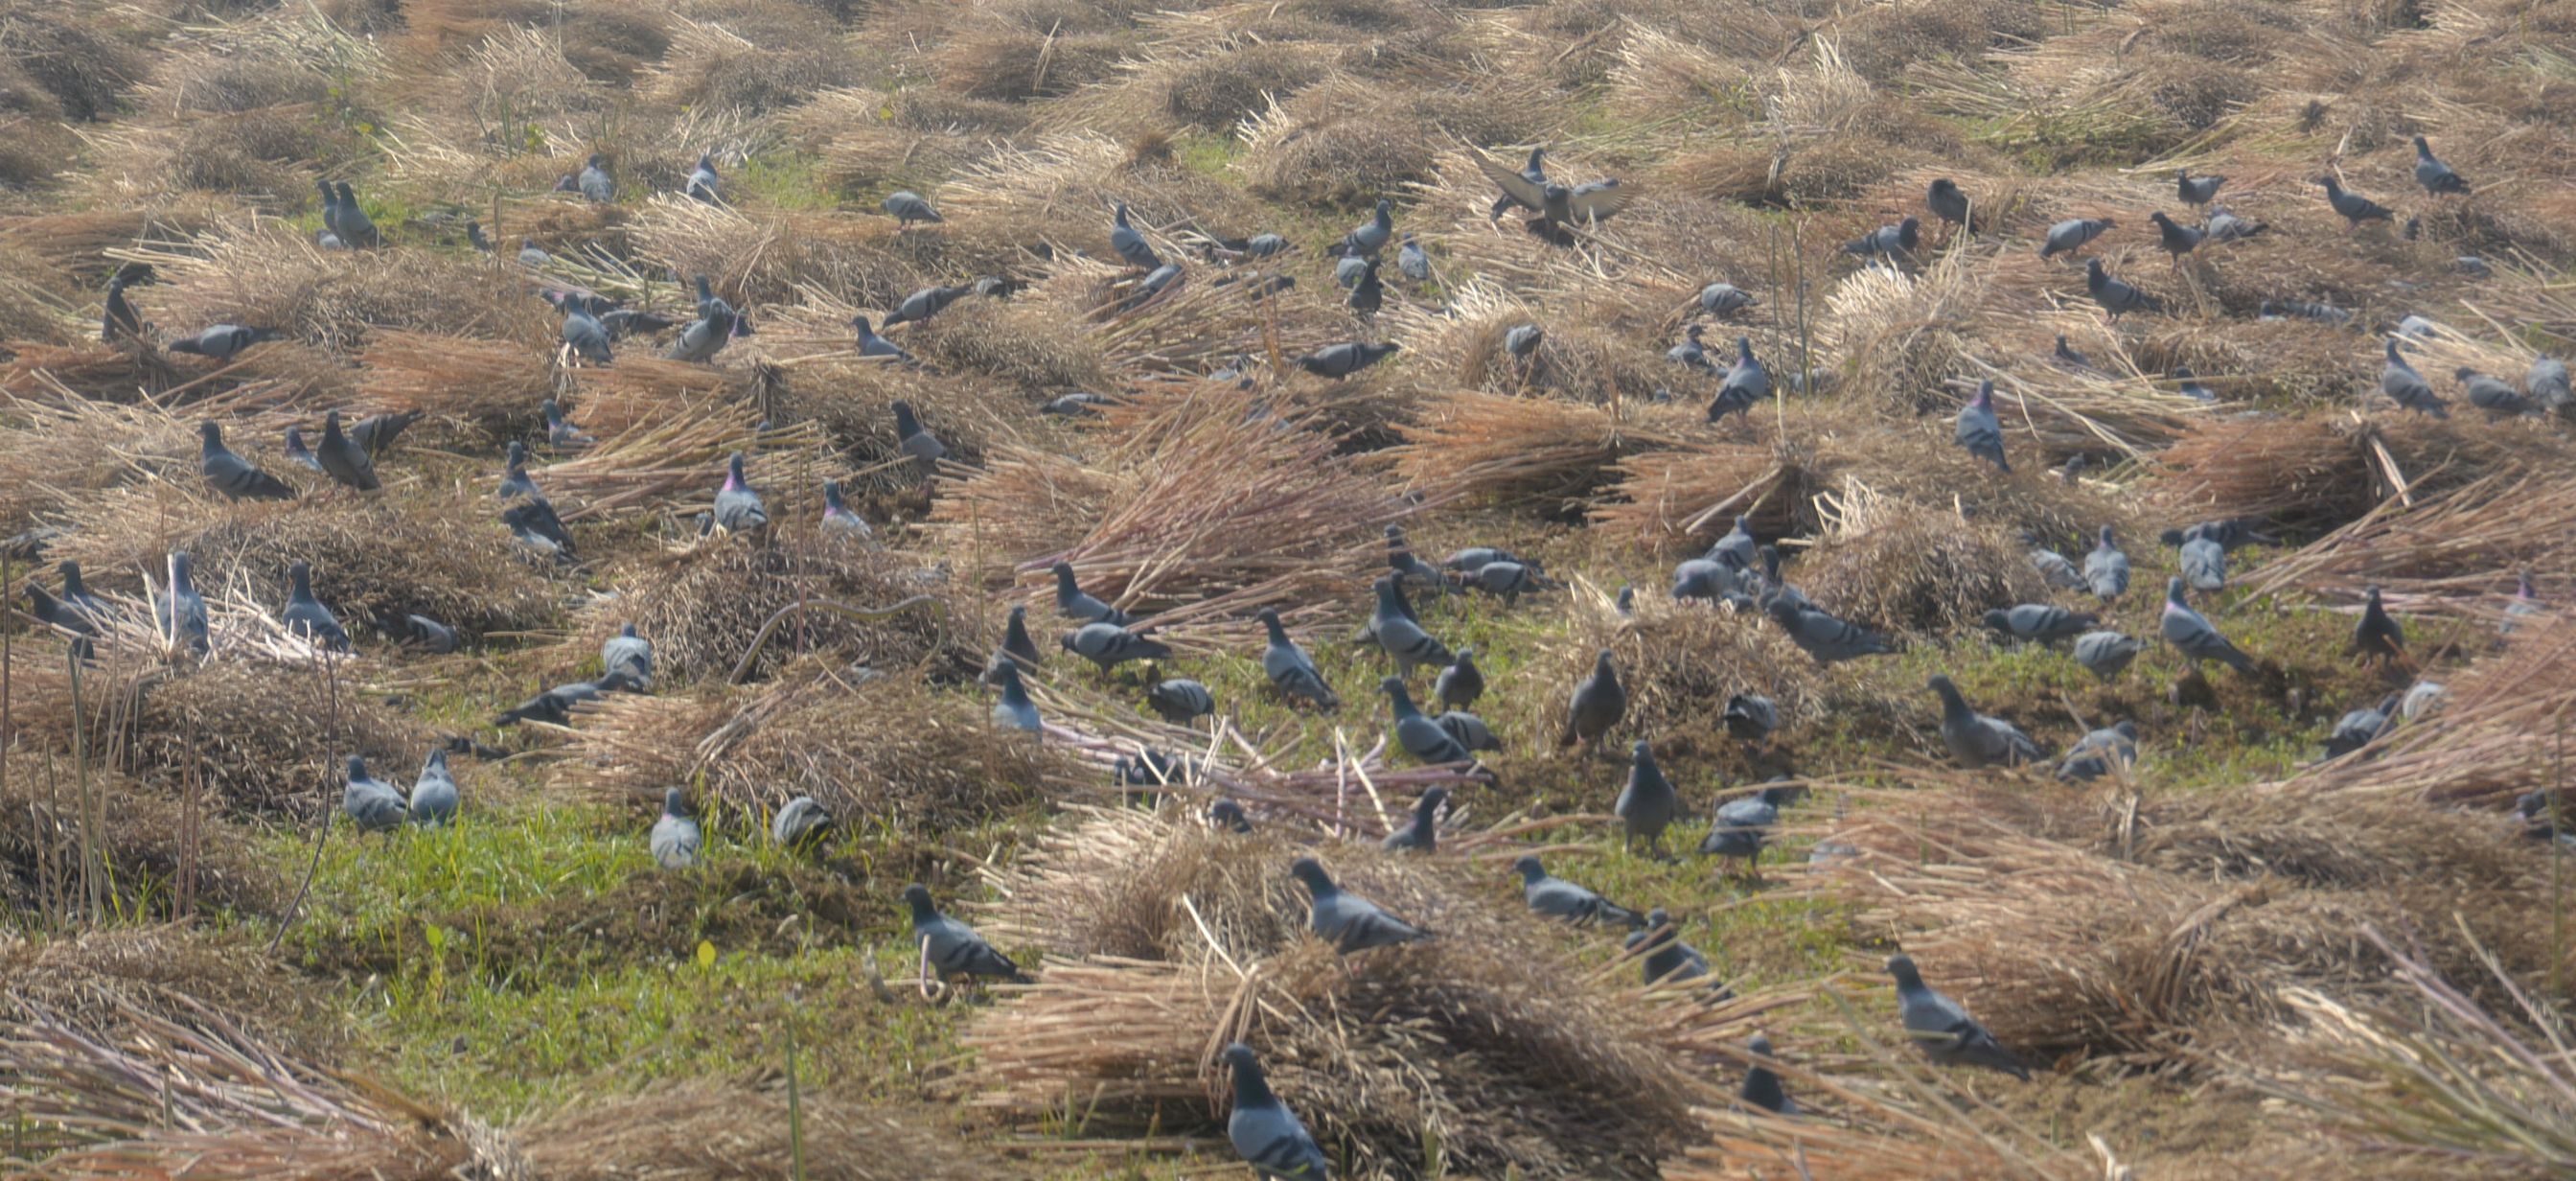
[1768,599,1896,663]
[166,324,281,359]
[2085,258,2161,318]
[2175,169,2224,207]
[2412,136,2469,196]
[602,622,653,689]
[1052,562,1129,625]
[892,401,946,471]
[315,410,379,492]
[2038,217,2113,260]
[576,153,613,201]
[712,452,768,533]
[1109,202,1162,269]
[883,190,941,225]
[1889,954,2031,1079]
[1955,381,2009,473]
[2380,339,2450,417]
[102,275,142,342]
[198,422,295,500]
[2320,176,2394,229]
[281,562,350,651]
[1221,1044,1333,1181]
[561,297,613,364]
[1292,857,1428,953]
[157,551,209,654]
[1925,178,1971,228]
[1709,336,1767,422]
[684,151,720,202]
[1741,1034,1798,1116]
[1380,785,1448,852]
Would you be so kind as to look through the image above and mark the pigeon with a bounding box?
[1294,341,1398,379]
[691,274,734,322]
[2506,571,2542,635]
[1503,323,1544,359]
[1259,608,1339,709]
[347,410,421,459]
[1434,648,1484,711]
[2171,366,2217,403]
[496,442,575,556]
[2529,357,2572,415]
[155,551,209,653]
[1062,621,1171,672]
[1113,748,1204,789]
[904,884,1030,983]
[285,427,322,471]
[340,755,408,832]
[1614,739,1678,853]
[2052,335,2095,373]
[981,604,1042,686]
[197,422,295,500]
[1985,603,2098,646]
[2518,791,2568,843]
[989,660,1042,732]
[27,560,104,632]
[1051,562,1130,625]
[575,153,613,202]
[165,324,281,359]
[2147,211,2202,262]
[1380,784,1449,852]
[1844,217,1920,260]
[1291,857,1428,953]
[2175,169,2224,207]
[399,747,461,826]
[1396,233,1429,281]
[1928,676,2043,769]
[891,400,946,470]
[1559,649,1627,749]
[1208,799,1254,833]
[2067,527,2127,602]
[1709,336,1768,422]
[771,796,834,852]
[1126,262,1184,310]
[395,613,458,654]
[1109,202,1162,270]
[1340,197,1394,258]
[1889,954,2030,1079]
[2039,217,2114,260]
[464,220,492,252]
[2085,258,2161,319]
[2401,680,2448,721]
[1220,1044,1333,1181]
[1768,599,1896,663]
[1955,381,2009,473]
[2055,721,2139,783]
[2072,630,2144,682]
[1487,145,1549,219]
[1740,1034,1797,1116]
[541,400,591,451]
[561,296,613,363]
[2412,135,2468,196]
[2456,368,2533,417]
[1383,525,1454,597]
[1670,556,1742,604]
[2161,577,2254,673]
[2025,535,2084,590]
[2353,585,2404,660]
[1750,545,1810,612]
[101,276,142,342]
[1380,676,1473,768]
[1436,709,1499,753]
[651,789,701,868]
[1368,576,1452,675]
[1699,283,1757,316]
[1625,911,1725,993]
[1145,678,1214,725]
[1441,545,1529,573]
[1701,781,1796,867]
[883,284,971,329]
[1514,856,1644,928]
[1041,392,1108,417]
[2380,339,2449,417]
[2320,176,2394,228]
[593,306,675,340]
[494,670,632,727]
[281,562,349,650]
[1462,561,1544,604]
[1668,323,1714,371]
[1333,256,1370,289]
[1722,693,1780,744]
[2324,695,2399,759]
[2204,207,2266,243]
[882,190,942,225]
[684,151,720,202]
[334,182,380,247]
[316,177,341,240]
[1346,258,1383,314]
[663,306,735,362]
[2170,530,2224,591]
[1926,177,1971,227]
[602,622,652,688]
[712,452,768,533]
[518,238,552,267]
[1476,156,1634,232]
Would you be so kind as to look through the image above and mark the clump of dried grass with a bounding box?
[893,295,1110,392]
[1238,75,1540,210]
[2147,412,2374,533]
[0,768,286,921]
[0,8,149,121]
[2271,612,2576,811]
[522,1082,1006,1181]
[357,329,561,438]
[114,220,553,352]
[1797,479,2044,637]
[932,24,1133,104]
[1590,435,1817,554]
[1390,391,1702,513]
[1511,588,1842,765]
[641,12,864,114]
[586,533,970,683]
[0,927,340,1057]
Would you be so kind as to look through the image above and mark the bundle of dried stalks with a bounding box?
[0,927,340,1056]
[1590,437,1815,554]
[2146,412,2375,532]
[533,400,827,521]
[1508,589,1840,762]
[522,1081,1004,1181]
[0,760,285,921]
[1237,74,1541,210]
[2239,470,2576,616]
[109,220,551,352]
[640,12,863,114]
[357,330,561,438]
[0,202,230,282]
[1390,391,1701,512]
[1798,479,2043,637]
[0,343,178,405]
[936,132,1266,258]
[626,194,983,313]
[0,391,199,530]
[1815,249,1980,418]
[901,296,1111,392]
[135,660,426,820]
[1815,423,2126,544]
[2278,613,2576,811]
[582,534,969,683]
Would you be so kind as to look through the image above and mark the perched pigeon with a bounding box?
[2320,176,2394,228]
[165,324,281,359]
[1709,336,1768,422]
[26,562,104,646]
[496,442,575,556]
[561,296,613,363]
[1984,602,2099,645]
[1514,855,1644,928]
[1768,599,1895,663]
[1109,202,1162,270]
[1062,621,1170,672]
[712,452,768,533]
[2324,695,2399,759]
[1723,693,1779,743]
[663,306,734,362]
[1844,217,1920,260]
[1486,145,1549,219]
[1396,233,1429,281]
[2353,585,2404,660]
[1208,799,1254,833]
[1292,857,1428,953]
[1259,608,1339,709]
[101,276,142,343]
[771,797,834,852]
[2412,136,2468,196]
[2173,531,2226,593]
[1559,649,1627,749]
[2175,169,2224,207]
[316,177,342,240]
[395,613,458,654]
[2085,258,2161,318]
[891,400,946,470]
[2039,217,2114,260]
[2380,339,2449,417]
[2055,721,2139,783]
[981,604,1042,686]
[198,422,295,500]
[989,660,1041,732]
[2456,368,2533,417]
[1346,258,1383,314]
[281,562,349,650]
[904,884,1030,983]
[1707,515,1757,574]
[883,284,970,330]
[494,670,632,727]
[1145,678,1214,725]
[602,622,653,688]
[1434,648,1484,711]
[1625,910,1725,993]
[1955,381,2009,473]
[1928,676,2043,769]
[2077,527,2128,601]
[1340,197,1394,258]
[1740,1034,1797,1116]
[334,182,380,247]
[1380,784,1448,851]
[347,410,421,459]
[2529,357,2572,415]
[2147,211,2202,262]
[1700,781,1797,870]
[2072,631,2144,682]
[1503,323,1544,359]
[2204,207,2265,243]
[1889,954,2030,1079]
[575,153,613,202]
[1926,177,1971,227]
[1671,556,1742,604]
[518,238,552,267]
[1699,283,1756,315]
[1295,341,1398,379]
[684,152,720,202]
[2161,577,2254,673]
[156,551,209,653]
[1051,562,1130,625]
[285,427,322,471]
[1220,1044,1333,1181]
[341,754,408,832]
[1668,323,1715,372]
[883,190,942,225]
[1614,739,1678,854]
[651,788,701,868]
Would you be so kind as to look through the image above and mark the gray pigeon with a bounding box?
[1396,233,1429,281]
[1767,599,1895,663]
[345,410,422,460]
[198,422,294,500]
[518,238,552,267]
[1668,324,1714,372]
[1926,177,1971,227]
[713,452,768,532]
[24,562,104,647]
[1670,557,1739,604]
[982,604,1042,686]
[883,190,941,225]
[891,400,945,469]
[2085,259,2161,319]
[2401,680,2447,722]
[1889,954,2030,1079]
[2028,534,2084,590]
[1383,524,1454,597]
[1723,693,1778,743]
[1954,381,2009,473]
[166,324,280,359]
[398,613,459,654]
[1061,621,1171,672]
[1384,678,1470,768]
[1740,1034,1797,1116]
[102,276,141,342]
[1514,855,1645,928]
[2160,577,2254,673]
[1699,283,1756,315]
[1346,258,1382,314]
[1109,202,1162,269]
[1462,560,1543,604]
[1292,857,1428,953]
[408,749,459,825]
[1334,255,1369,289]
[1709,515,1758,572]
[494,670,632,727]
[2072,630,2144,682]
[2175,169,2224,207]
[315,409,379,491]
[1380,784,1448,852]
[156,551,209,653]
[904,883,1029,983]
[2055,721,2138,782]
[2353,585,2404,660]
[1442,545,1528,573]
[1709,336,1767,422]
[1295,341,1399,379]
[285,427,322,471]
[2324,696,2398,759]
[1625,911,1725,993]
[2412,136,2468,196]
[651,789,701,868]
[1340,197,1394,258]
[577,153,613,202]
[1221,1044,1333,1181]
[2172,367,2217,403]
[1143,678,1213,725]
[883,284,970,329]
[1368,576,1451,675]
[1751,545,1809,612]
[989,660,1041,732]
[1051,562,1129,625]
[2529,358,2571,415]
[1982,603,2099,644]
[2456,368,2533,417]
[2039,217,2113,260]
[1434,648,1484,711]
[497,442,575,557]
[1503,323,1543,359]
[1700,782,1797,869]
[2147,211,2202,262]
[2380,339,2449,417]
[1614,739,1677,854]
[2177,532,2226,592]
[602,622,653,688]
[561,296,613,363]
[771,796,834,851]
[464,220,492,253]
[316,177,341,240]
[282,562,349,650]
[334,182,380,247]
[1259,608,1339,709]
[684,152,720,202]
[1559,649,1627,749]
[341,754,408,832]
[663,307,734,362]
[1436,710,1498,753]
[2320,176,2393,228]
[1928,675,2043,769]
[1475,156,1633,231]
[844,314,910,363]
[1844,217,1920,260]
[1486,145,1548,219]
[2204,207,2265,243]
[541,400,591,451]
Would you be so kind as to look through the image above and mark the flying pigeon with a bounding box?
[2038,217,2113,260]
[165,324,281,359]
[989,660,1041,732]
[2456,368,2533,417]
[1926,177,1971,227]
[1613,739,1678,854]
[1339,197,1394,258]
[1844,217,1920,260]
[2072,630,2144,682]
[1259,608,1339,709]
[1145,678,1214,725]
[1109,202,1162,270]
[2085,258,2161,318]
[1928,676,2043,769]
[602,622,652,688]
[771,796,834,852]
[2147,211,2202,262]
[1396,233,1429,281]
[904,884,1030,983]
[1559,649,1627,749]
[891,400,945,470]
[1051,562,1129,625]
[334,182,380,247]
[1668,324,1714,371]
[2175,169,2224,207]
[1699,283,1756,315]
[346,410,421,459]
[2055,721,2138,783]
[1434,648,1484,711]
[2320,176,2394,228]
[1767,599,1895,663]
[713,452,768,532]
[1982,603,2100,644]
[2352,585,2404,660]
[2161,577,2254,673]
[883,284,970,329]
[1292,857,1428,953]
[1740,1034,1798,1116]
[561,296,613,363]
[2380,339,2449,417]
[883,190,942,225]
[1955,381,2009,472]
[1487,146,1548,218]
[1061,621,1171,672]
[407,748,459,826]
[198,422,295,500]
[1889,954,2030,1079]
[651,788,701,868]
[156,551,209,653]
[1295,341,1398,379]
[1380,784,1448,852]
[1513,856,1644,928]
[1709,336,1768,422]
[1220,1044,1333,1181]
[1475,154,1633,233]
[2412,136,2468,196]
[341,754,408,832]
[684,152,720,202]
[281,562,350,650]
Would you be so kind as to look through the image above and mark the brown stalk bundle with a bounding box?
[2239,469,2576,617]
[2278,613,2576,811]
[1506,590,1841,763]
[741,351,1009,499]
[564,357,749,435]
[577,533,972,683]
[109,220,553,352]
[0,927,342,1058]
[555,664,1075,831]
[1797,479,2046,637]
[135,660,427,820]
[0,759,286,919]
[935,131,1266,259]
[1815,248,1981,419]
[2145,411,2376,532]
[1589,437,1816,554]
[640,12,863,115]
[901,295,1112,393]
[1049,254,1348,381]
[1403,151,1710,311]
[958,805,1761,1178]
[520,1082,1006,1181]
[1388,390,1701,511]
[625,194,984,313]
[0,390,200,530]
[0,343,181,404]
[1235,73,1544,211]
[1041,37,1339,138]
[532,399,828,521]
[356,329,561,438]
[1812,422,2129,544]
